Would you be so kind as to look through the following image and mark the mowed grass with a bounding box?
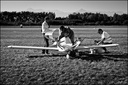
[0,26,128,85]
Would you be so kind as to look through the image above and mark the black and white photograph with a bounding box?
[1,0,128,85]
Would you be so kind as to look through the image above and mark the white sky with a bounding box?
[1,0,127,17]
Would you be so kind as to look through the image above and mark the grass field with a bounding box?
[0,26,128,85]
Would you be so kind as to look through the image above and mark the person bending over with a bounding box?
[58,25,75,45]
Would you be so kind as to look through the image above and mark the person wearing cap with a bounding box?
[41,16,50,54]
[58,25,75,45]
[94,28,112,53]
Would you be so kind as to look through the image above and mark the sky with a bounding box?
[1,0,127,17]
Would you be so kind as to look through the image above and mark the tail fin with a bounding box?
[45,28,57,41]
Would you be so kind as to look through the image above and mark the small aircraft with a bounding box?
[7,28,119,59]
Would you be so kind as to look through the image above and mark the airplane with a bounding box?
[7,28,119,59]
[7,37,82,59]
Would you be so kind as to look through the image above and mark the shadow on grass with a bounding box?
[27,54,66,58]
[27,51,128,61]
[78,54,104,62]
[78,52,128,61]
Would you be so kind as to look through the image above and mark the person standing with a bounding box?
[41,16,50,54]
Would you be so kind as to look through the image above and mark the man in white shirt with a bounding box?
[95,29,112,53]
[41,16,50,54]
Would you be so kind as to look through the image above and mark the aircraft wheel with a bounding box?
[66,54,70,59]
[68,50,78,58]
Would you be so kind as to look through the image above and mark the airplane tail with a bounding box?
[45,28,57,41]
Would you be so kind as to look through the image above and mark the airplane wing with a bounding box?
[77,44,119,49]
[8,45,59,50]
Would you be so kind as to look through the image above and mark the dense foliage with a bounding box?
[0,11,128,26]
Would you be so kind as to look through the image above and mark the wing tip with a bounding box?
[7,45,12,48]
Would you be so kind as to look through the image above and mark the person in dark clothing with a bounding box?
[58,25,75,45]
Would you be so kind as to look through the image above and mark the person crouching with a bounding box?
[94,28,112,53]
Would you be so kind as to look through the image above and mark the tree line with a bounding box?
[0,11,128,26]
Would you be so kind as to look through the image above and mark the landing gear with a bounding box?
[66,54,70,59]
[66,50,78,59]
